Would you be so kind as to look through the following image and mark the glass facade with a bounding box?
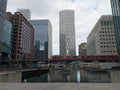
[0,19,12,53]
[30,20,52,60]
[0,0,7,18]
[0,0,12,60]
[111,0,120,60]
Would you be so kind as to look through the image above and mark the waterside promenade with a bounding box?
[0,83,120,90]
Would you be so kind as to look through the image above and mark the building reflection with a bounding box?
[47,69,80,83]
[77,71,80,83]
[27,69,120,83]
[80,69,111,83]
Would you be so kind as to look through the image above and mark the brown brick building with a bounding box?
[6,12,34,66]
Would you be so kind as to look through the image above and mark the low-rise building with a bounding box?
[79,43,86,55]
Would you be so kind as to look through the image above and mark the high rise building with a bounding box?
[0,0,12,61]
[111,0,120,60]
[30,20,52,60]
[86,15,117,55]
[17,9,31,20]
[59,10,76,56]
[34,40,40,60]
[0,0,7,18]
[79,43,86,55]
[6,12,34,66]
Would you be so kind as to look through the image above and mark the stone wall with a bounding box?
[0,72,22,83]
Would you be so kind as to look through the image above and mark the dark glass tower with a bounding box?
[0,0,7,18]
[30,20,52,60]
[111,0,120,61]
[0,0,12,61]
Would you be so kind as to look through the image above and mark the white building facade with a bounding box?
[59,10,76,56]
[86,15,117,55]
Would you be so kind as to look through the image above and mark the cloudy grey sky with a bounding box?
[7,0,112,55]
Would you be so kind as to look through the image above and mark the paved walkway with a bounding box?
[0,83,120,90]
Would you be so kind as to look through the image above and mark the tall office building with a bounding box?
[111,0,120,60]
[6,12,34,66]
[17,9,31,20]
[86,15,117,55]
[79,43,86,55]
[0,0,12,61]
[0,0,7,18]
[59,10,76,56]
[30,20,52,60]
[34,41,40,60]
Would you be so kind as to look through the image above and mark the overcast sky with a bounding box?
[7,0,112,55]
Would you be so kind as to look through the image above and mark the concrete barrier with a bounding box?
[111,70,120,83]
[0,72,22,83]
[79,63,120,69]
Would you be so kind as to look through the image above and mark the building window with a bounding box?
[101,21,104,26]
[104,21,106,26]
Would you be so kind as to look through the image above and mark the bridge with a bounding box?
[51,55,118,62]
[0,55,118,68]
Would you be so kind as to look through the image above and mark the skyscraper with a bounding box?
[59,10,76,56]
[0,0,12,61]
[7,12,34,67]
[0,0,7,18]
[30,20,52,60]
[17,9,31,20]
[111,0,120,60]
[86,15,117,55]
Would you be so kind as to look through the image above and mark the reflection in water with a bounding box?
[77,71,80,83]
[67,75,70,82]
[80,70,111,83]
[27,69,112,83]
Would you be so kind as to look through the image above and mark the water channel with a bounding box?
[26,68,119,83]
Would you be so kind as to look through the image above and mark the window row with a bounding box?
[99,31,114,33]
[101,21,113,26]
[101,27,113,30]
[101,51,116,53]
[100,42,115,44]
[100,38,114,40]
[101,45,116,48]
[100,34,114,37]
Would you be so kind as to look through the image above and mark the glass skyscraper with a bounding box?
[111,0,120,60]
[0,0,7,18]
[0,0,12,61]
[30,20,52,60]
[59,10,76,56]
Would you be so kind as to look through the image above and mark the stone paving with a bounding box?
[0,83,120,90]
